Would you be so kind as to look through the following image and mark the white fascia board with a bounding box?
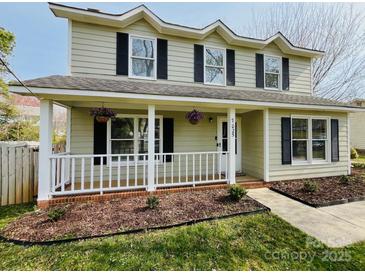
[9,85,362,112]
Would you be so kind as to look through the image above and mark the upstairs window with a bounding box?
[204,46,226,86]
[264,55,281,90]
[129,36,156,79]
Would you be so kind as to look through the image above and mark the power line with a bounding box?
[0,56,40,99]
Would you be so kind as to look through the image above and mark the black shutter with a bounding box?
[93,118,107,165]
[331,119,339,162]
[163,118,174,162]
[226,49,235,86]
[281,117,292,165]
[282,57,289,91]
[256,53,264,88]
[194,44,204,83]
[116,32,129,75]
[157,38,168,79]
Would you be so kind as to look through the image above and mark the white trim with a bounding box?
[216,116,241,172]
[203,45,226,86]
[49,3,324,58]
[227,108,236,184]
[67,19,72,76]
[310,58,314,95]
[347,113,351,175]
[264,54,282,91]
[10,86,363,113]
[128,35,157,81]
[147,105,156,191]
[66,106,71,153]
[39,100,53,201]
[290,115,331,166]
[263,109,269,182]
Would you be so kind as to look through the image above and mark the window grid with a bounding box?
[264,55,281,90]
[291,116,330,165]
[129,36,157,80]
[108,115,163,163]
[204,46,226,86]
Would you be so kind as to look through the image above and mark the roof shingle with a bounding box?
[10,75,354,108]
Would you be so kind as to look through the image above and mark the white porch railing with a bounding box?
[49,151,229,196]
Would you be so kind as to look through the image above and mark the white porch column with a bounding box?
[147,105,156,191]
[263,109,270,182]
[39,100,53,201]
[228,107,236,184]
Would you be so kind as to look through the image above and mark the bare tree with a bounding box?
[243,3,365,101]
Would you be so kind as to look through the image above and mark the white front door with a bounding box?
[217,117,241,173]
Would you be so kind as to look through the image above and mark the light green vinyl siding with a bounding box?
[350,112,365,150]
[70,19,312,94]
[241,110,264,179]
[268,109,348,181]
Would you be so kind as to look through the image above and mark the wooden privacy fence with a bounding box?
[0,142,65,206]
[0,144,38,206]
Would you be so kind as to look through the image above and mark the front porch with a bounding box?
[38,98,270,204]
[50,151,262,197]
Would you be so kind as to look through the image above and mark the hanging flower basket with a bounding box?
[185,109,204,125]
[90,107,116,123]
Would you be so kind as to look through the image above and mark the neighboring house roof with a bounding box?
[49,2,324,58]
[12,93,40,107]
[351,99,365,107]
[9,75,357,109]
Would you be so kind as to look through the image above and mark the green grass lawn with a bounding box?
[0,203,364,270]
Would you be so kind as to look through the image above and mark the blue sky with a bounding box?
[0,2,271,80]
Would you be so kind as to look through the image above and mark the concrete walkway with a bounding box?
[248,188,365,248]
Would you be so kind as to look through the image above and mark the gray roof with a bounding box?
[10,75,354,108]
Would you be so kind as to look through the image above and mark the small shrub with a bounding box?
[146,195,160,209]
[302,180,318,193]
[47,207,66,222]
[339,175,350,185]
[228,185,247,201]
[351,147,359,159]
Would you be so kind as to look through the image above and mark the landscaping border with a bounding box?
[270,187,365,208]
[0,206,270,246]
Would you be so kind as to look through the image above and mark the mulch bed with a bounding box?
[1,189,267,243]
[270,172,365,207]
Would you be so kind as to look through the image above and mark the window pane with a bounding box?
[138,118,148,139]
[205,67,224,85]
[265,73,279,89]
[292,118,308,139]
[132,38,154,58]
[265,57,280,73]
[293,140,307,161]
[155,119,160,139]
[222,139,227,152]
[138,140,160,154]
[131,58,155,77]
[205,48,224,66]
[222,122,227,138]
[138,119,160,139]
[111,140,134,155]
[111,118,134,139]
[138,140,148,154]
[312,119,327,139]
[313,140,326,160]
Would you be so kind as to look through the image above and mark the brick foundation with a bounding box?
[37,181,270,209]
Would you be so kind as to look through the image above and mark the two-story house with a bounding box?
[10,3,362,207]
